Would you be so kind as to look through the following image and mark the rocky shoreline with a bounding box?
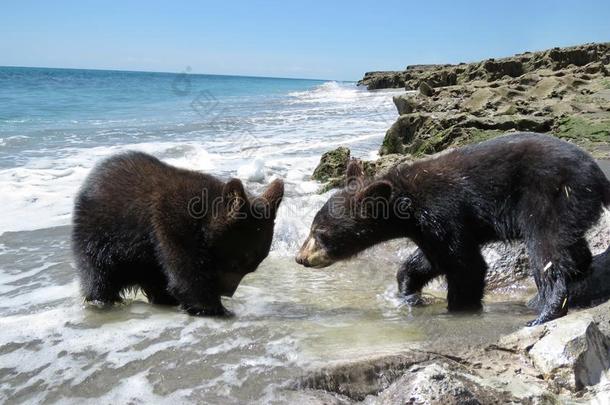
[301,42,610,403]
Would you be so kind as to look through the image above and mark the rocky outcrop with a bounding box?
[358,42,610,90]
[311,146,351,192]
[380,60,610,158]
[373,362,520,405]
[358,71,407,91]
[379,112,555,156]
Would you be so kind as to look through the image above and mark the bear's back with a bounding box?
[400,133,603,188]
[73,151,223,232]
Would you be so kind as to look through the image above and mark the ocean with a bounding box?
[0,67,531,404]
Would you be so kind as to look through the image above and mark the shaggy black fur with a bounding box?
[72,151,284,316]
[300,133,610,325]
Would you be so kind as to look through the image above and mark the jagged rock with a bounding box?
[479,58,524,81]
[528,316,610,391]
[546,46,605,70]
[494,301,610,393]
[392,93,419,115]
[295,354,524,404]
[380,113,440,155]
[358,71,406,90]
[406,64,454,71]
[295,302,610,403]
[370,153,414,176]
[418,81,436,97]
[358,42,610,90]
[312,147,351,182]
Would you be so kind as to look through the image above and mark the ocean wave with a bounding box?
[287,81,362,103]
[287,80,404,107]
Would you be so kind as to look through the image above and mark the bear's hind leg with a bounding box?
[139,266,179,306]
[445,247,487,312]
[529,238,592,311]
[397,249,443,305]
[568,238,592,281]
[526,239,572,326]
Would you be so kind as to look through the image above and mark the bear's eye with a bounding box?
[315,230,329,247]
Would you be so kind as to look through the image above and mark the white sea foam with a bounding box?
[288,81,361,103]
[237,158,266,183]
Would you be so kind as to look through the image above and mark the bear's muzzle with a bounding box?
[295,236,334,268]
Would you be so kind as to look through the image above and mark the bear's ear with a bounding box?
[345,159,364,191]
[261,178,284,219]
[223,178,248,220]
[356,180,393,202]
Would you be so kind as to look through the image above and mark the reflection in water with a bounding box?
[0,226,534,404]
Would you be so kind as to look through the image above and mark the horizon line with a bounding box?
[0,64,347,83]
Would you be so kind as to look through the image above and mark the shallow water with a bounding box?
[0,69,536,403]
[0,226,535,404]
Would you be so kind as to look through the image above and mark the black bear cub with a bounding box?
[73,151,284,316]
[296,133,610,326]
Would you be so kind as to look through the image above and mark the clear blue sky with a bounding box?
[1,0,609,80]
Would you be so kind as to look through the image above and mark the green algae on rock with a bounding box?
[311,146,351,183]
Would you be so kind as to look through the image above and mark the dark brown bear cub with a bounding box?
[73,151,284,316]
[296,133,610,326]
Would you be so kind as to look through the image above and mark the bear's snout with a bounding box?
[295,251,311,267]
[295,236,333,268]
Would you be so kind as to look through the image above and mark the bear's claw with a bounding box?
[403,293,425,306]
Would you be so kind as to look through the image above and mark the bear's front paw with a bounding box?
[182,303,234,317]
[403,293,425,306]
[203,305,234,318]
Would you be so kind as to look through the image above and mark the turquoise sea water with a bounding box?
[0,67,325,166]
